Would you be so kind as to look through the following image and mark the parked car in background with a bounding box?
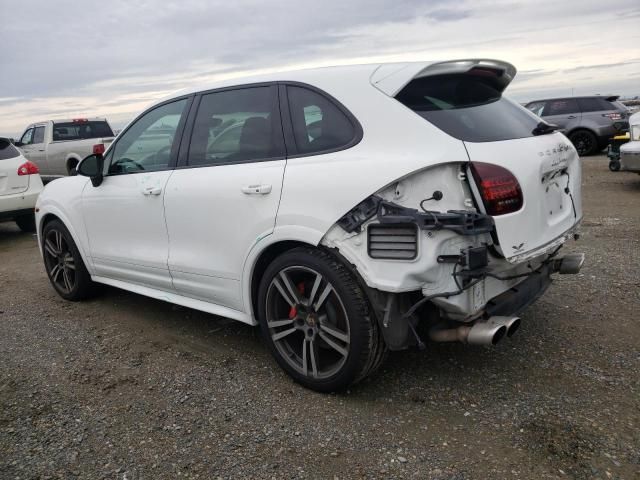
[0,137,43,231]
[525,96,629,156]
[15,118,114,181]
[617,112,640,174]
[35,59,584,392]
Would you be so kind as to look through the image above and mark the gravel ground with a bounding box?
[1,155,639,480]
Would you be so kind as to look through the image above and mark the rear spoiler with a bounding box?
[370,59,517,97]
[605,95,620,102]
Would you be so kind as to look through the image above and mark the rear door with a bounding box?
[0,140,29,196]
[541,98,581,131]
[164,85,285,311]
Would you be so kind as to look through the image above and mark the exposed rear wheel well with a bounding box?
[250,240,314,317]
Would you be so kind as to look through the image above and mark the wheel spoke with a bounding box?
[272,327,297,342]
[54,231,63,253]
[44,239,59,257]
[309,338,318,378]
[307,273,322,307]
[302,338,308,376]
[65,258,76,270]
[267,318,295,328]
[279,271,302,305]
[318,331,348,357]
[50,264,63,282]
[319,321,349,344]
[62,268,73,291]
[273,279,295,307]
[313,283,333,311]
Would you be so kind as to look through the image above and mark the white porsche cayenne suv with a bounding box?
[36,59,584,392]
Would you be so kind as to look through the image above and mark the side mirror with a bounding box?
[14,141,23,147]
[77,154,104,187]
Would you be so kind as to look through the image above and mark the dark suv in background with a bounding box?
[525,96,629,155]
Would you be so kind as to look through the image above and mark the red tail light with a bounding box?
[92,143,105,155]
[17,161,40,176]
[603,112,623,121]
[470,162,523,215]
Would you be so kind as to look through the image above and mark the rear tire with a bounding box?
[42,219,97,300]
[15,213,36,232]
[569,130,598,156]
[257,247,386,392]
[609,160,621,172]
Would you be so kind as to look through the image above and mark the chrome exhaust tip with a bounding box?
[493,316,521,337]
[554,253,585,274]
[467,318,507,346]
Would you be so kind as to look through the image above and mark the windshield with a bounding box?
[396,74,541,142]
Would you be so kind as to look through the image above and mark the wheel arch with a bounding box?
[37,209,94,275]
[65,155,82,174]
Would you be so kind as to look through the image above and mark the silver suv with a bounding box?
[525,96,629,156]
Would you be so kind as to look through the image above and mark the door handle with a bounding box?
[241,184,272,195]
[567,115,577,119]
[142,186,162,196]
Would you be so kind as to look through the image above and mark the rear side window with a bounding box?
[188,86,283,165]
[396,74,540,142]
[545,99,580,116]
[0,139,20,160]
[287,86,356,154]
[578,97,618,112]
[33,126,45,144]
[52,121,114,141]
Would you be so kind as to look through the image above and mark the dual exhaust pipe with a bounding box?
[429,316,521,346]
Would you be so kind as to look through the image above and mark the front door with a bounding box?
[164,85,286,310]
[81,97,191,291]
[541,98,581,131]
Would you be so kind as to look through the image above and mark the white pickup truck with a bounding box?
[15,118,114,181]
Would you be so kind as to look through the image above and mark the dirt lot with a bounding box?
[0,155,638,480]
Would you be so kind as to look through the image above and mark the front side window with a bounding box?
[20,128,34,145]
[287,86,356,154]
[188,86,281,166]
[526,101,546,117]
[109,99,188,174]
[545,99,580,116]
[33,126,45,144]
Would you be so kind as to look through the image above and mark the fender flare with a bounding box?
[37,204,94,276]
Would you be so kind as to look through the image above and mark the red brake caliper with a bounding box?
[288,282,306,319]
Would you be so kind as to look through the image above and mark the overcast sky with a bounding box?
[1,0,639,136]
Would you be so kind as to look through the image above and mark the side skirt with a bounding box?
[91,275,255,325]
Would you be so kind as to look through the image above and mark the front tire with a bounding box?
[257,248,386,392]
[42,219,97,300]
[609,160,621,172]
[15,213,36,232]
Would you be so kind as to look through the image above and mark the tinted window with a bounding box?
[287,86,355,154]
[545,99,580,116]
[109,99,188,174]
[20,128,34,145]
[33,126,45,144]
[188,87,281,165]
[0,139,20,160]
[578,97,617,112]
[52,121,114,141]
[396,74,540,142]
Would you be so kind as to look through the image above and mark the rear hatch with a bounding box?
[0,139,29,196]
[389,60,582,262]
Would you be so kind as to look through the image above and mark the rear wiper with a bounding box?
[532,122,561,136]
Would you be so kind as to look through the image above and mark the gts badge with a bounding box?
[512,242,525,253]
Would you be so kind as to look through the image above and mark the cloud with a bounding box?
[1,0,639,135]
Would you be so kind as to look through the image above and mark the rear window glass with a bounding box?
[0,139,20,160]
[52,121,114,141]
[287,86,356,154]
[396,74,540,142]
